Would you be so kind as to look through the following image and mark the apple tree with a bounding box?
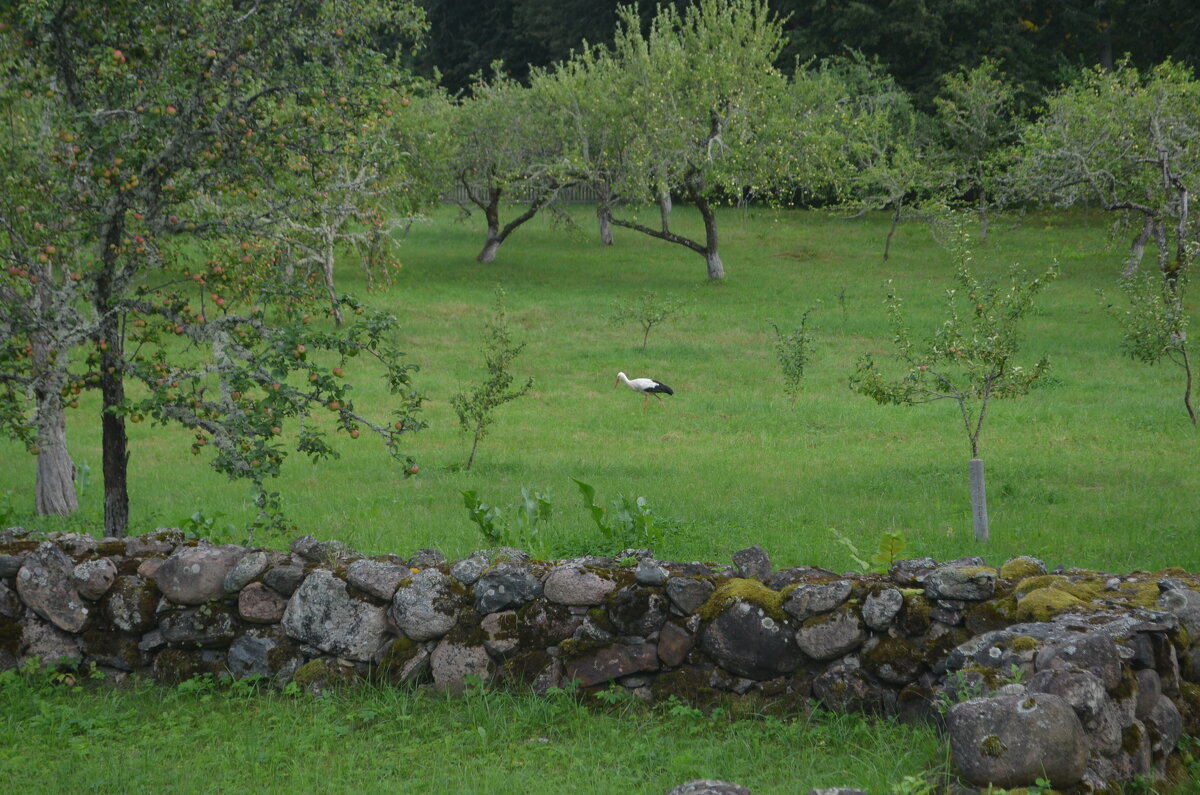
[851,238,1055,541]
[0,0,429,536]
[1013,61,1200,278]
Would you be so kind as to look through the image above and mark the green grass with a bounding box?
[3,205,1195,573]
[1,206,1197,792]
[0,668,948,794]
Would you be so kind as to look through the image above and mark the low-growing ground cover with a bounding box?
[2,206,1194,573]
[0,666,948,794]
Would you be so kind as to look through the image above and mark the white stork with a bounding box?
[615,371,674,409]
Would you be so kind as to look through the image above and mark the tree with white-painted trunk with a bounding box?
[851,234,1055,542]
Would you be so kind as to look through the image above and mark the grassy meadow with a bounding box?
[2,205,1199,794]
[2,204,1196,573]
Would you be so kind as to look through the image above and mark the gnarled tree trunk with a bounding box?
[31,334,78,516]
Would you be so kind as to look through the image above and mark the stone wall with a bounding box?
[2,526,1198,793]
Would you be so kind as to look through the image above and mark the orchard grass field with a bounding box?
[2,206,1198,793]
[2,205,1196,571]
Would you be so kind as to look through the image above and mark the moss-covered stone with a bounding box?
[999,557,1045,581]
[1014,586,1088,622]
[980,733,1007,758]
[698,578,788,623]
[292,658,358,694]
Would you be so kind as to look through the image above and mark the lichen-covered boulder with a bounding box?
[223,550,269,593]
[449,547,527,586]
[862,587,904,631]
[227,634,277,678]
[606,586,669,637]
[949,693,1087,789]
[795,605,867,661]
[73,558,117,601]
[102,575,158,634]
[346,559,409,601]
[159,603,238,649]
[1035,631,1122,691]
[20,610,82,665]
[124,529,182,557]
[262,563,306,597]
[0,581,22,619]
[1027,667,1110,728]
[812,657,892,715]
[282,569,390,661]
[731,545,771,581]
[782,581,852,622]
[16,542,90,632]
[390,568,459,641]
[666,577,714,615]
[430,639,492,694]
[701,599,802,680]
[543,563,615,606]
[474,562,544,614]
[925,565,997,601]
[154,543,247,605]
[238,582,288,624]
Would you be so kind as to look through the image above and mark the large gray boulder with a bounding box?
[390,568,459,641]
[159,603,238,649]
[925,565,997,601]
[430,640,492,695]
[73,558,117,601]
[474,562,544,614]
[949,693,1087,789]
[154,543,247,605]
[795,605,867,661]
[543,563,615,606]
[102,575,158,634]
[282,569,390,661]
[346,559,410,601]
[15,542,90,632]
[701,599,803,680]
[782,580,852,622]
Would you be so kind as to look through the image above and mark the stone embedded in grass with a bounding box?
[430,639,493,694]
[562,640,658,687]
[226,634,277,679]
[154,543,247,605]
[949,693,1087,789]
[20,612,82,666]
[16,542,89,632]
[159,602,237,649]
[282,568,390,661]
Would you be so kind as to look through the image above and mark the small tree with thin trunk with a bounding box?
[1105,262,1197,425]
[851,247,1055,541]
[610,292,685,352]
[452,288,534,471]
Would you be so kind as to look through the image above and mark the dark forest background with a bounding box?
[412,0,1200,106]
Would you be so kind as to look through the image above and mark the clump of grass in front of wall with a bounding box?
[459,479,678,559]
